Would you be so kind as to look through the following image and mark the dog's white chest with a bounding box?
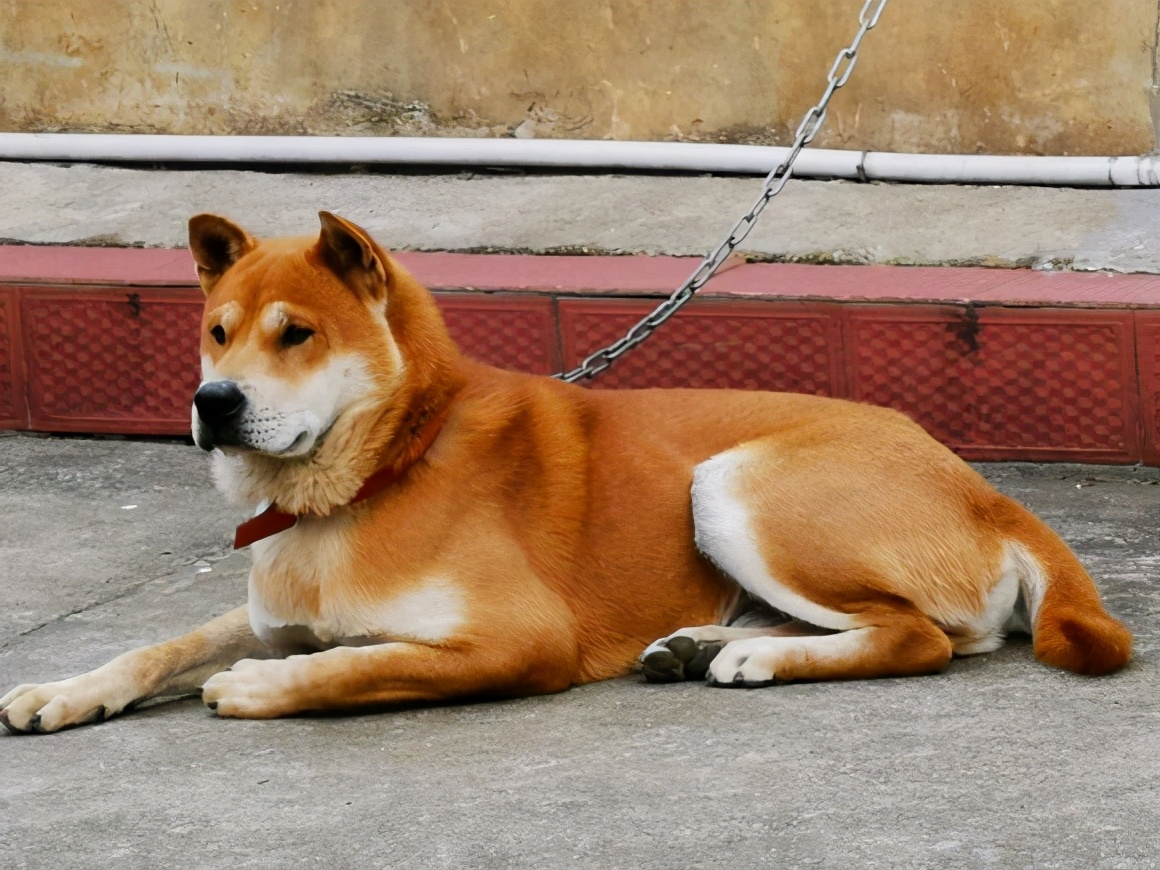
[246,517,464,650]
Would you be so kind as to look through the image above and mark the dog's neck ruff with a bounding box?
[233,405,452,549]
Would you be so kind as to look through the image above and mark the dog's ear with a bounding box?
[188,214,257,296]
[316,211,388,302]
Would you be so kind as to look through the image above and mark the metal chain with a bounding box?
[555,0,889,383]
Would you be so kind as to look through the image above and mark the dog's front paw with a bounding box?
[1,676,129,734]
[202,658,302,719]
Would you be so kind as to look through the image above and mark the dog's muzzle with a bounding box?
[193,379,247,450]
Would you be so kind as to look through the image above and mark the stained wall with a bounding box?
[1,0,1155,154]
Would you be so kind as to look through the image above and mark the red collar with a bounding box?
[233,405,453,549]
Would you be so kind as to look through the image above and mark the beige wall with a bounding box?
[1,0,1156,155]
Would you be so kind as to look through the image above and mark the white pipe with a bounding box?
[2,133,1159,187]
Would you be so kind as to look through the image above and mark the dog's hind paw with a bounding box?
[640,633,725,683]
[705,637,787,688]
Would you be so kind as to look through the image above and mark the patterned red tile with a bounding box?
[435,294,558,374]
[559,299,843,393]
[845,307,1140,462]
[3,249,1158,467]
[22,288,203,435]
[0,289,27,428]
[1136,312,1160,465]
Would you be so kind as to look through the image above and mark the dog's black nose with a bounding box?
[193,380,246,426]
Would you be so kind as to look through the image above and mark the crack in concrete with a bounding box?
[3,550,243,651]
[5,574,171,650]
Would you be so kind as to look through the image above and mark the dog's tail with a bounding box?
[1002,502,1132,676]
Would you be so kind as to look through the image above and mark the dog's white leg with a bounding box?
[1,606,274,733]
[690,450,863,633]
[640,622,832,682]
[707,617,952,686]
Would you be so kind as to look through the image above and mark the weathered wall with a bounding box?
[0,0,1156,154]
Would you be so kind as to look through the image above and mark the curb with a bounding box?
[1,246,1157,466]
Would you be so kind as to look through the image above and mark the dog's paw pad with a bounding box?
[640,635,725,683]
[641,646,684,683]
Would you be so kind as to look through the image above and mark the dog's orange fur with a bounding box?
[0,213,1131,732]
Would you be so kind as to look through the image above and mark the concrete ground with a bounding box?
[2,159,1160,867]
[1,433,1158,869]
[4,160,1160,273]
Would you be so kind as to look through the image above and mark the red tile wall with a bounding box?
[559,299,844,395]
[435,294,558,374]
[844,307,1140,462]
[11,289,560,434]
[0,276,1156,466]
[21,288,203,434]
[1137,311,1160,465]
[0,289,25,429]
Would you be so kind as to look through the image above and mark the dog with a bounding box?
[0,212,1133,733]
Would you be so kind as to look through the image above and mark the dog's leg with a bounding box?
[200,638,572,719]
[641,621,832,683]
[707,611,952,686]
[686,445,963,686]
[1,606,274,733]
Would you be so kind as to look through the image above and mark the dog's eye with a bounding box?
[210,325,226,345]
[281,325,314,347]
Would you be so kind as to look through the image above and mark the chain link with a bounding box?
[555,0,889,383]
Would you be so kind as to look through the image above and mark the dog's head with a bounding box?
[188,212,460,511]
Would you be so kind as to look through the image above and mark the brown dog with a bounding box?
[0,212,1132,733]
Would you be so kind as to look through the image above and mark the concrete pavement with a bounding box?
[1,433,1158,869]
[5,161,1160,272]
[3,157,1160,867]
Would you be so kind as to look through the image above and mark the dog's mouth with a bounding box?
[192,376,324,457]
[282,430,311,455]
[214,429,314,458]
[207,415,339,461]
[194,416,318,458]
